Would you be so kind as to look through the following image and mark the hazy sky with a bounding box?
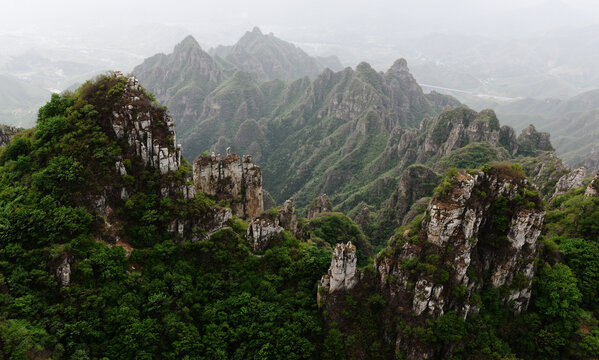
[2,0,599,45]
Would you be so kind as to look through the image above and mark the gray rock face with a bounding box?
[422,107,503,157]
[318,241,359,306]
[585,174,599,197]
[247,217,283,251]
[245,199,297,251]
[517,124,554,155]
[307,194,332,219]
[110,73,182,176]
[56,256,71,287]
[278,199,297,233]
[554,167,586,196]
[319,169,545,359]
[389,171,544,317]
[193,152,263,218]
[0,125,20,146]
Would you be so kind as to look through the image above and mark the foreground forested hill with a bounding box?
[1,73,599,359]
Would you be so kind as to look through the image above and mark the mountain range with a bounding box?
[133,33,570,247]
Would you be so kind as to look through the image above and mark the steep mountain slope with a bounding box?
[318,163,545,359]
[132,36,224,134]
[211,27,342,81]
[136,41,561,226]
[0,74,51,126]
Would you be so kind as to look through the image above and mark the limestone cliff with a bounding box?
[554,167,586,196]
[246,198,297,251]
[110,74,182,176]
[318,165,545,359]
[318,241,358,305]
[307,193,332,219]
[193,152,263,218]
[585,174,599,198]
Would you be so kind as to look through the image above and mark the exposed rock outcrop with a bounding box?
[554,167,586,196]
[193,152,263,218]
[110,73,182,176]
[246,199,297,251]
[319,166,545,359]
[56,256,72,287]
[517,124,554,155]
[317,241,358,306]
[247,216,283,252]
[307,194,332,219]
[278,199,297,234]
[517,151,569,198]
[585,174,599,197]
[0,125,20,146]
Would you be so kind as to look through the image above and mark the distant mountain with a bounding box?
[210,27,343,81]
[493,89,599,169]
[133,35,224,132]
[135,43,554,228]
[0,74,51,127]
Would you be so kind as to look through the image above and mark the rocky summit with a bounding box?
[318,164,545,358]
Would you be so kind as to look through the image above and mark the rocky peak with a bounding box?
[554,167,586,196]
[422,107,503,157]
[278,198,298,233]
[517,124,554,155]
[584,173,599,198]
[110,73,182,176]
[307,193,332,219]
[388,58,409,74]
[175,35,202,52]
[193,152,263,218]
[319,165,545,358]
[318,241,359,305]
[133,36,224,131]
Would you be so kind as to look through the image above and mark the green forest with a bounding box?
[1,74,599,360]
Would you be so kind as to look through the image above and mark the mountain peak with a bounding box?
[176,35,202,52]
[389,58,409,73]
[251,26,263,35]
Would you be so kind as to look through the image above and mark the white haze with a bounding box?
[1,0,599,126]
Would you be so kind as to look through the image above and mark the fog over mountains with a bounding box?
[2,0,599,171]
